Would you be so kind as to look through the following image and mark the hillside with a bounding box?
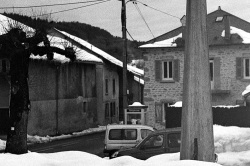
[2,12,145,62]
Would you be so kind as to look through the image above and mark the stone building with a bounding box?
[140,7,250,129]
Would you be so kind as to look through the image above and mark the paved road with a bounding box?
[28,131,105,157]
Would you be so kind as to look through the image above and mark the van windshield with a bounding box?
[109,129,137,140]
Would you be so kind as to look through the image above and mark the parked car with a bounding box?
[111,127,181,160]
[103,124,155,157]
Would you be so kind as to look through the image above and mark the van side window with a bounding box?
[168,133,181,148]
[109,129,137,140]
[141,129,153,139]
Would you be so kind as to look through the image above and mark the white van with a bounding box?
[103,124,154,157]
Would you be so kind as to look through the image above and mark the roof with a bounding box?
[140,7,250,48]
[0,14,102,64]
[106,124,154,130]
[54,29,144,76]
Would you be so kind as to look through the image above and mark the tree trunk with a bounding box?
[5,49,30,154]
[180,0,215,161]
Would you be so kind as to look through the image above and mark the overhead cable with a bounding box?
[0,0,107,9]
[136,0,180,19]
[31,0,111,18]
[133,2,155,39]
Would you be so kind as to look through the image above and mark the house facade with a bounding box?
[140,7,250,129]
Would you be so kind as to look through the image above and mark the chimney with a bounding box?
[180,15,186,40]
[218,6,221,10]
[224,15,231,40]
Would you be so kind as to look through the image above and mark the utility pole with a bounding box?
[121,0,128,122]
[180,0,215,161]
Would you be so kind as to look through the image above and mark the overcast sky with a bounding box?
[1,0,250,41]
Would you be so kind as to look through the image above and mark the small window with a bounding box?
[113,79,116,95]
[105,79,109,95]
[244,58,250,79]
[105,103,109,118]
[109,129,137,140]
[162,61,173,80]
[168,133,181,148]
[215,16,223,22]
[110,102,116,116]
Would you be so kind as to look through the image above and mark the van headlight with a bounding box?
[111,151,119,158]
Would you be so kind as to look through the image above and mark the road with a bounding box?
[28,131,105,157]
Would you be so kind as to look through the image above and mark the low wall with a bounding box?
[165,106,249,128]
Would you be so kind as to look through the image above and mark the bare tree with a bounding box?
[0,25,75,154]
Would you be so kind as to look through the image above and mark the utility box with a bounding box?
[124,102,148,125]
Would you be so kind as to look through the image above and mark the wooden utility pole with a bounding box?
[180,0,215,161]
[121,0,128,122]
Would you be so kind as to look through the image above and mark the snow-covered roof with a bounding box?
[32,35,103,63]
[140,26,250,48]
[242,84,250,98]
[221,26,250,43]
[0,14,102,64]
[0,13,143,76]
[134,76,144,85]
[139,33,182,48]
[57,29,144,76]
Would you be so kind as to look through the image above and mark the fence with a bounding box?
[165,106,250,128]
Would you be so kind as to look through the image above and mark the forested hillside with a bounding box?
[2,12,145,62]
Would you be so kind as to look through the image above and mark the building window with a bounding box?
[210,59,214,89]
[244,58,250,79]
[110,102,116,117]
[105,79,109,95]
[113,79,116,95]
[215,16,223,22]
[105,103,109,118]
[162,61,173,80]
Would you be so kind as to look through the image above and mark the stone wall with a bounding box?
[143,45,250,128]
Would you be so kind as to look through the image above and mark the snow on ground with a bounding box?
[1,125,250,165]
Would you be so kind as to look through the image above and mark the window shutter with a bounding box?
[214,57,221,89]
[155,60,162,82]
[155,102,162,122]
[236,57,243,79]
[173,59,180,82]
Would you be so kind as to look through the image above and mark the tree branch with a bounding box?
[31,46,76,61]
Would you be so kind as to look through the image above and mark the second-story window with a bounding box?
[244,58,250,79]
[113,79,116,95]
[155,58,179,82]
[105,78,108,95]
[162,61,173,80]
[210,59,214,89]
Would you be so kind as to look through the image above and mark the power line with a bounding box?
[126,29,135,41]
[136,0,180,19]
[133,2,155,39]
[31,0,111,18]
[0,0,106,9]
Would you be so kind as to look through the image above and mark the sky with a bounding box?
[1,0,250,42]
[1,125,250,165]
